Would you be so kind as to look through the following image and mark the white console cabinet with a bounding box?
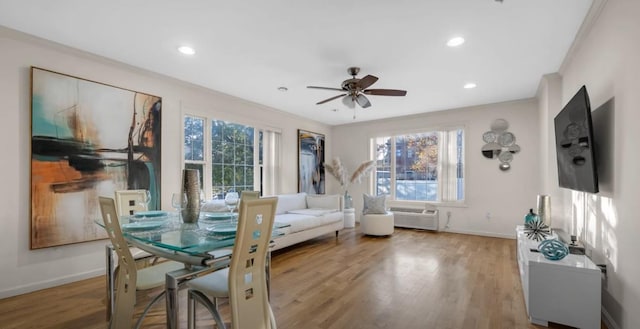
[516,226,601,329]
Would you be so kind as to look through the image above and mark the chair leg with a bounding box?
[189,290,226,329]
[134,290,166,329]
[269,303,277,329]
[187,291,196,329]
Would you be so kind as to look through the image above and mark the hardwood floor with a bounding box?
[0,227,601,328]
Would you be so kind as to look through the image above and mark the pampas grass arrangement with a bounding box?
[325,158,348,187]
[324,157,376,191]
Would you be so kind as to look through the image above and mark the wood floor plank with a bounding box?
[0,227,605,328]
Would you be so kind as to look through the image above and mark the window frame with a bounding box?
[369,125,466,207]
[183,114,208,198]
[182,109,278,200]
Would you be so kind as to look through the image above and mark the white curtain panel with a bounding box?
[261,129,282,195]
[440,129,459,202]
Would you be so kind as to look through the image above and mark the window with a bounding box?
[184,116,205,189]
[211,121,255,197]
[373,128,464,203]
[184,115,281,199]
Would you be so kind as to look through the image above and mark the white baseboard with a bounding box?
[0,268,104,299]
[601,306,621,329]
[442,228,514,240]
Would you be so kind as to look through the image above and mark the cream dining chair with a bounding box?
[99,197,184,329]
[206,191,259,260]
[186,196,278,329]
[113,190,159,264]
[106,190,159,320]
[114,189,151,216]
[239,190,260,201]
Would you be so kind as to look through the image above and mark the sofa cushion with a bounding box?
[276,211,343,234]
[275,193,307,215]
[306,194,341,210]
[363,194,387,214]
[287,208,338,216]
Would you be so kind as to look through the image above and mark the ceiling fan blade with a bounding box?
[307,86,344,92]
[356,94,371,108]
[364,89,407,96]
[316,93,347,105]
[357,75,378,90]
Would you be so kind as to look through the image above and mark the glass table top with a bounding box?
[98,211,289,257]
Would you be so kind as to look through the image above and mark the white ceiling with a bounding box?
[0,0,592,125]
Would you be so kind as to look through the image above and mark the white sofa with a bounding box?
[201,192,344,251]
[270,192,344,251]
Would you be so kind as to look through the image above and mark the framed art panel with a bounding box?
[298,129,325,194]
[30,67,162,249]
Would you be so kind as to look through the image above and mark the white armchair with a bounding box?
[361,212,395,236]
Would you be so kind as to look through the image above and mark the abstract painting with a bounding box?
[30,67,162,249]
[298,129,325,194]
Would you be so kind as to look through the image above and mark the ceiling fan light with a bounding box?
[342,95,356,108]
[356,94,371,108]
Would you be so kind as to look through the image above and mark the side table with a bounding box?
[343,208,356,228]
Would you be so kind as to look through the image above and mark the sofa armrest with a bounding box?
[306,194,343,211]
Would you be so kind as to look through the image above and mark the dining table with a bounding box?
[98,210,289,329]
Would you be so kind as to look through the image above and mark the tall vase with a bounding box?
[181,169,201,223]
[344,190,353,209]
[537,194,551,230]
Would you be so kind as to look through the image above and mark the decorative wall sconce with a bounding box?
[481,119,520,171]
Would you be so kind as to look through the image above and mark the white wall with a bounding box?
[0,27,331,298]
[332,99,540,238]
[538,0,640,328]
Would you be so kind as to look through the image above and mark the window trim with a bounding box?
[368,125,466,206]
[183,114,210,196]
[182,106,283,200]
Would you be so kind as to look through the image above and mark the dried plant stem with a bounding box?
[350,160,376,184]
[324,157,376,191]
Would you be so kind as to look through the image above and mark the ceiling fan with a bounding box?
[307,67,407,109]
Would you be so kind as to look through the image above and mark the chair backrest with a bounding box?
[228,197,278,329]
[99,197,137,329]
[238,190,260,210]
[114,189,149,216]
[240,190,260,200]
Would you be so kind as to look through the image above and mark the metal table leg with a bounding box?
[164,265,223,329]
[166,271,180,329]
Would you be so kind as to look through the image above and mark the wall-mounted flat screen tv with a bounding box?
[554,85,598,193]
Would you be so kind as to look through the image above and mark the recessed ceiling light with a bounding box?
[177,46,195,55]
[447,37,465,47]
[464,82,477,89]
[277,86,288,92]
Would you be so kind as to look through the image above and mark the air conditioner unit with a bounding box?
[389,206,439,231]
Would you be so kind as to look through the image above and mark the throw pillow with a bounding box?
[275,193,308,215]
[363,194,386,215]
